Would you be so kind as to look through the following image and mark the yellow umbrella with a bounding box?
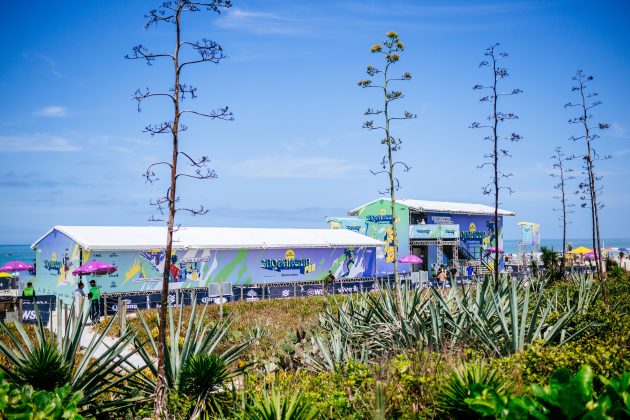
[0,272,12,279]
[568,246,593,254]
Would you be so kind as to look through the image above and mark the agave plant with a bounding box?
[240,388,319,420]
[133,297,253,416]
[438,362,513,419]
[0,301,153,414]
[442,275,591,356]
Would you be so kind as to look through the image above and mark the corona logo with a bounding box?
[379,208,387,216]
[469,223,476,232]
[285,249,295,260]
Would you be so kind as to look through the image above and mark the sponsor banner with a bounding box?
[333,282,361,295]
[105,294,149,315]
[241,287,263,301]
[267,285,295,299]
[299,285,327,297]
[21,295,56,325]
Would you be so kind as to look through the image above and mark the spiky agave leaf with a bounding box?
[243,388,319,420]
[438,362,513,418]
[13,338,71,391]
[132,295,253,403]
[0,299,153,414]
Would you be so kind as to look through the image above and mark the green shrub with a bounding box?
[465,366,630,419]
[386,352,446,419]
[438,362,513,419]
[0,372,83,419]
[239,388,319,420]
[268,359,375,419]
[493,337,630,387]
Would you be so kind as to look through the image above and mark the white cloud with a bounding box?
[22,52,62,78]
[230,156,365,178]
[216,8,303,35]
[610,122,628,139]
[34,106,68,117]
[0,134,80,152]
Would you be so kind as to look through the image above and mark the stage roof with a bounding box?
[349,198,516,217]
[32,226,384,251]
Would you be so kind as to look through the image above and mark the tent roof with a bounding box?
[31,226,384,251]
[349,198,515,217]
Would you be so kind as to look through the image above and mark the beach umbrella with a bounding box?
[619,247,628,252]
[485,247,504,253]
[603,247,618,252]
[0,272,12,279]
[72,260,117,276]
[398,254,422,264]
[568,246,592,254]
[0,260,34,272]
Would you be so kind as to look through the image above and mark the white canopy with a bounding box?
[32,226,384,251]
[349,198,515,217]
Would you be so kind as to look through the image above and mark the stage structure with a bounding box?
[30,226,382,303]
[328,198,516,278]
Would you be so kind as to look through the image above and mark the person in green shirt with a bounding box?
[88,279,101,324]
[22,282,35,302]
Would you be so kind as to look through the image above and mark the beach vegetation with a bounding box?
[0,302,152,415]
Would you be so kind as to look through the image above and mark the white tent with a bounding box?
[32,226,384,251]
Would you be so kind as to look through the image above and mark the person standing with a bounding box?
[22,282,35,302]
[74,281,85,315]
[449,265,458,282]
[323,270,335,296]
[88,279,101,324]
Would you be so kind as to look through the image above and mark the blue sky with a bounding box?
[1,0,629,244]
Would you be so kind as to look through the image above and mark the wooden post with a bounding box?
[293,283,297,298]
[18,298,23,324]
[218,283,223,322]
[118,298,126,336]
[240,286,244,301]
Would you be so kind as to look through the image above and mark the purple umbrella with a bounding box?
[0,260,34,272]
[485,247,504,253]
[398,255,423,264]
[72,260,117,276]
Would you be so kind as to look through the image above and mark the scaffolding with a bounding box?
[410,238,460,266]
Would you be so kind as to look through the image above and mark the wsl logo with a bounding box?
[261,249,315,274]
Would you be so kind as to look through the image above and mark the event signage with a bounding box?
[409,224,460,239]
[365,214,393,224]
[261,250,314,274]
[21,295,56,325]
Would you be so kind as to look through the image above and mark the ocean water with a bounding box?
[0,245,36,268]
[502,238,630,255]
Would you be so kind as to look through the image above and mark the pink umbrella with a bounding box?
[485,247,504,253]
[72,260,117,276]
[398,255,423,264]
[0,260,34,272]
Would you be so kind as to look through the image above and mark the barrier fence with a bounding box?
[2,273,513,325]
